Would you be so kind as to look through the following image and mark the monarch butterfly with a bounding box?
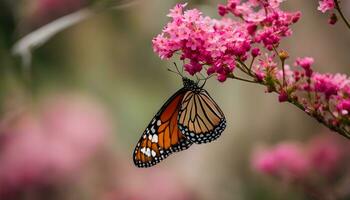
[133,77,226,168]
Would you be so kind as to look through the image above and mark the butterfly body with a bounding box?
[133,78,226,168]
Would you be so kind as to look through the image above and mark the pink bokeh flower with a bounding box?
[307,135,344,177]
[252,134,349,184]
[102,169,198,200]
[318,0,335,13]
[295,57,314,77]
[252,143,310,181]
[0,94,111,197]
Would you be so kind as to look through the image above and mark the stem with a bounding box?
[249,57,255,71]
[228,73,256,83]
[227,76,350,140]
[288,98,350,139]
[272,46,286,87]
[237,59,255,77]
[281,59,286,87]
[334,0,350,30]
[236,59,250,74]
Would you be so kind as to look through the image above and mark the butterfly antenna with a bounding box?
[167,68,182,78]
[200,74,214,88]
[181,60,185,74]
[173,62,184,78]
[199,72,206,79]
[195,74,200,84]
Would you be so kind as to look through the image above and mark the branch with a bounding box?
[227,75,350,140]
[334,0,350,30]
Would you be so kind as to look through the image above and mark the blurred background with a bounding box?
[0,0,350,200]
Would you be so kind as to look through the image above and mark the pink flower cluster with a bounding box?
[257,56,350,129]
[0,94,111,197]
[152,1,300,81]
[252,143,309,181]
[317,0,339,25]
[102,169,198,200]
[252,134,348,183]
[318,0,335,13]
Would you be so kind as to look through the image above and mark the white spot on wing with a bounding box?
[146,148,151,157]
[151,135,158,143]
[151,150,156,157]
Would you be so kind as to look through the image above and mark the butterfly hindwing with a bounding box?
[177,89,226,144]
[133,89,193,168]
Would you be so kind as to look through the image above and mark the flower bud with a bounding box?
[278,50,289,61]
[278,90,288,102]
[251,48,261,57]
[328,13,338,25]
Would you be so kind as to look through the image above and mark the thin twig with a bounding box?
[227,76,350,140]
[228,74,256,83]
[334,0,350,31]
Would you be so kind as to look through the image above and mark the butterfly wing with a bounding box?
[178,89,226,144]
[133,89,193,168]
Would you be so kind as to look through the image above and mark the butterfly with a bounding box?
[133,77,226,168]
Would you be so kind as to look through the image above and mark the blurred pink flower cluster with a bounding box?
[0,94,111,198]
[102,169,198,200]
[252,134,348,183]
[318,0,338,25]
[318,0,335,13]
[152,1,300,82]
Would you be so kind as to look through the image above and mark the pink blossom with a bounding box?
[251,48,261,57]
[278,90,288,102]
[312,73,339,98]
[337,99,350,115]
[295,57,314,77]
[218,4,229,16]
[252,135,349,184]
[252,143,310,181]
[318,0,335,13]
[152,1,300,81]
[328,13,338,25]
[307,135,343,177]
[295,57,314,70]
[252,149,279,175]
[102,169,198,200]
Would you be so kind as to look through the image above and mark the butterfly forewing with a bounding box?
[133,89,193,168]
[178,89,226,144]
